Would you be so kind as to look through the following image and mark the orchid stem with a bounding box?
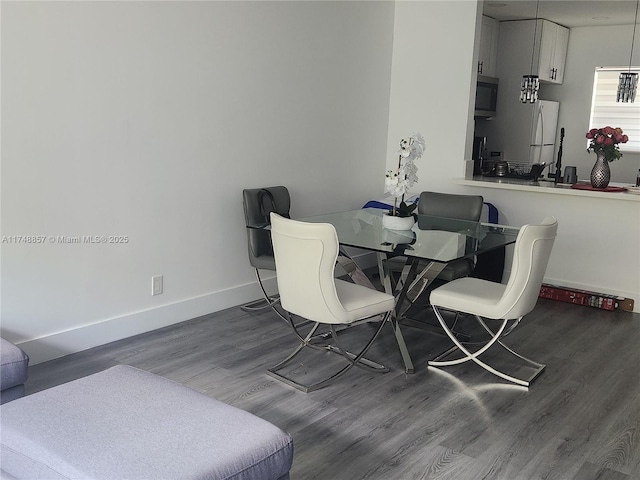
[394,154,403,216]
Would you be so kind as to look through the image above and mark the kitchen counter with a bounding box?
[455,176,640,202]
[453,172,639,314]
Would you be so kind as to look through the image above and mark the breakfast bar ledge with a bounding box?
[455,177,640,202]
[453,174,640,314]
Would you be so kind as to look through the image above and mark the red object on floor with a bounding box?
[539,284,621,311]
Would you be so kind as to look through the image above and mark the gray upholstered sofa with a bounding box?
[0,339,293,480]
[0,337,29,405]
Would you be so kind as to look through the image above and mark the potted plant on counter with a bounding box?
[383,132,425,230]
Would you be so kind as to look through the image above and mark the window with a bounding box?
[588,67,640,152]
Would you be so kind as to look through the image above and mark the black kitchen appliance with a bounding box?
[472,136,487,175]
[474,76,499,118]
[554,127,565,183]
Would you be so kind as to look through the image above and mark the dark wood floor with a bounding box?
[26,295,640,480]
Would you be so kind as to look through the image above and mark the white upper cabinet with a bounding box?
[497,19,569,85]
[537,20,569,84]
[477,15,499,77]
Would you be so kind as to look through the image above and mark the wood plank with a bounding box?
[24,298,640,479]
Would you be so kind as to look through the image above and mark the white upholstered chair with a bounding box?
[428,217,558,386]
[268,213,395,392]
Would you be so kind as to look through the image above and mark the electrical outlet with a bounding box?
[152,275,163,296]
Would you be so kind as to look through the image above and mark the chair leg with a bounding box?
[473,316,546,378]
[428,306,545,387]
[241,269,279,311]
[267,312,390,393]
[240,269,293,323]
[269,316,322,374]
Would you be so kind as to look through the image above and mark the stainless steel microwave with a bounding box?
[475,75,498,118]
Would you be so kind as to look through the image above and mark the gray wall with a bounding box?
[1,1,396,361]
[3,1,637,364]
[541,24,640,183]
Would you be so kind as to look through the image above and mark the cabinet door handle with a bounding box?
[478,61,483,75]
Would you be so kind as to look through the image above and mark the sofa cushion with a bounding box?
[0,365,293,480]
[0,338,29,404]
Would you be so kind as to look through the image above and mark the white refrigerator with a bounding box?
[529,100,560,166]
[487,99,560,169]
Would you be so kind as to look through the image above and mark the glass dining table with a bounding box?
[297,208,520,374]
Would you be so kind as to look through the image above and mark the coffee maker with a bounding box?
[472,136,487,175]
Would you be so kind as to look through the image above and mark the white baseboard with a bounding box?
[18,279,278,365]
[19,251,378,366]
[19,263,638,365]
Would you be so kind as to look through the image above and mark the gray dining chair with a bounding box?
[387,191,484,302]
[268,213,395,392]
[414,191,484,282]
[428,217,558,386]
[241,186,291,313]
[241,186,361,315]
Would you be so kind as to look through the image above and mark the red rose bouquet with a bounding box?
[586,126,628,162]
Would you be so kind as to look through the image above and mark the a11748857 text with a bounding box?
[1,235,129,244]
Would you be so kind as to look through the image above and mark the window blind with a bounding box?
[588,67,640,152]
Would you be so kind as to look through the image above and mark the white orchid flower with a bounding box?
[402,161,419,187]
[385,132,424,213]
